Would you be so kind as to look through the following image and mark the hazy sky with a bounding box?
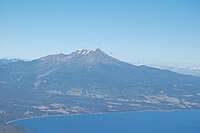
[0,0,200,66]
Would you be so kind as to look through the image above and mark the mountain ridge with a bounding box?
[1,49,200,78]
[0,49,200,122]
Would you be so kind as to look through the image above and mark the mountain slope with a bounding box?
[0,49,200,122]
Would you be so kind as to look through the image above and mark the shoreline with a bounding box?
[6,108,196,124]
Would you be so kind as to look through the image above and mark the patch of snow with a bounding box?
[86,50,91,54]
[81,50,87,55]
[77,49,84,51]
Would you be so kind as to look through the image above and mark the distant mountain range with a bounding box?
[131,62,200,77]
[156,65,200,77]
[0,49,200,122]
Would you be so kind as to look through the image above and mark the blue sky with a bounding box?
[0,0,200,66]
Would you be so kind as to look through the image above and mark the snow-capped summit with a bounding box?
[36,48,121,67]
[75,49,101,55]
[76,49,89,55]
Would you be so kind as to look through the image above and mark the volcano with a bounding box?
[0,49,200,122]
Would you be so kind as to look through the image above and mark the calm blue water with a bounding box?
[11,110,200,133]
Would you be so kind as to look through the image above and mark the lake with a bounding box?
[10,110,200,133]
